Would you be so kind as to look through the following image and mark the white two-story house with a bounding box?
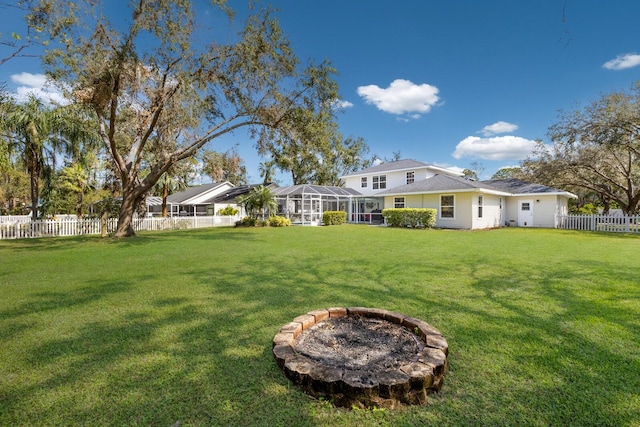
[340,159,463,223]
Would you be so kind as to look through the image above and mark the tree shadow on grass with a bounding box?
[2,227,638,426]
[1,279,319,426]
[182,245,640,426]
[0,227,259,253]
[460,258,640,426]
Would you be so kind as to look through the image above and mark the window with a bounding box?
[394,197,405,208]
[361,177,367,188]
[372,175,386,189]
[478,195,483,218]
[440,195,454,218]
[406,171,415,184]
[521,202,531,211]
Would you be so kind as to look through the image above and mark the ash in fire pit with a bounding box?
[295,316,422,371]
[272,307,448,409]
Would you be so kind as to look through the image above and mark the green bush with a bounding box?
[217,205,239,216]
[236,216,291,227]
[268,215,292,227]
[322,211,347,225]
[235,217,257,227]
[382,208,436,229]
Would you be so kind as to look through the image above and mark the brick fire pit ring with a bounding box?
[272,307,448,409]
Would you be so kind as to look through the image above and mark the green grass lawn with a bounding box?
[0,226,639,426]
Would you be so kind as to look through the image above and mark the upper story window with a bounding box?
[372,175,386,190]
[361,177,367,188]
[478,195,483,218]
[394,197,405,208]
[440,195,454,219]
[406,171,415,184]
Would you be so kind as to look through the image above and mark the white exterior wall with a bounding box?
[384,192,480,229]
[345,167,439,197]
[503,195,565,228]
[471,194,503,229]
[442,193,473,229]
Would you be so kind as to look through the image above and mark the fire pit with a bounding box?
[272,307,448,409]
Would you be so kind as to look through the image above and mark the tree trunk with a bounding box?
[162,183,169,217]
[100,211,108,238]
[114,188,141,238]
[76,191,83,218]
[29,166,39,220]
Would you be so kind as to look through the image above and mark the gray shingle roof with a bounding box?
[480,179,568,195]
[204,185,255,204]
[378,174,510,195]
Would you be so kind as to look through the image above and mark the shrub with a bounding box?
[217,205,239,216]
[235,217,257,227]
[268,215,292,227]
[382,208,436,229]
[322,211,347,225]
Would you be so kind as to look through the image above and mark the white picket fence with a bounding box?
[557,214,640,234]
[0,215,238,240]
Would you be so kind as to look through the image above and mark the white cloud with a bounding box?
[10,72,68,105]
[11,72,48,87]
[357,79,440,116]
[433,163,465,175]
[452,135,537,160]
[603,53,640,70]
[479,121,518,136]
[332,99,354,109]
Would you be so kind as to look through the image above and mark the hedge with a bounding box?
[382,208,437,229]
[268,215,292,227]
[322,211,347,225]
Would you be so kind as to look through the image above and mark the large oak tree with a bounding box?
[523,83,640,215]
[35,0,340,236]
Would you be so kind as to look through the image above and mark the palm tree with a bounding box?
[0,96,52,218]
[0,95,98,219]
[258,160,276,184]
[154,172,188,217]
[236,185,277,219]
[150,159,194,217]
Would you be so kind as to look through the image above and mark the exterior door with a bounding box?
[518,200,533,227]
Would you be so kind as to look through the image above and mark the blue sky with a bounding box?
[2,1,640,184]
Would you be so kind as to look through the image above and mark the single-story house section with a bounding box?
[146,181,234,216]
[481,178,577,228]
[206,183,278,217]
[376,174,577,229]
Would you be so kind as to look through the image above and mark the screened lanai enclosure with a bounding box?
[272,185,381,225]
